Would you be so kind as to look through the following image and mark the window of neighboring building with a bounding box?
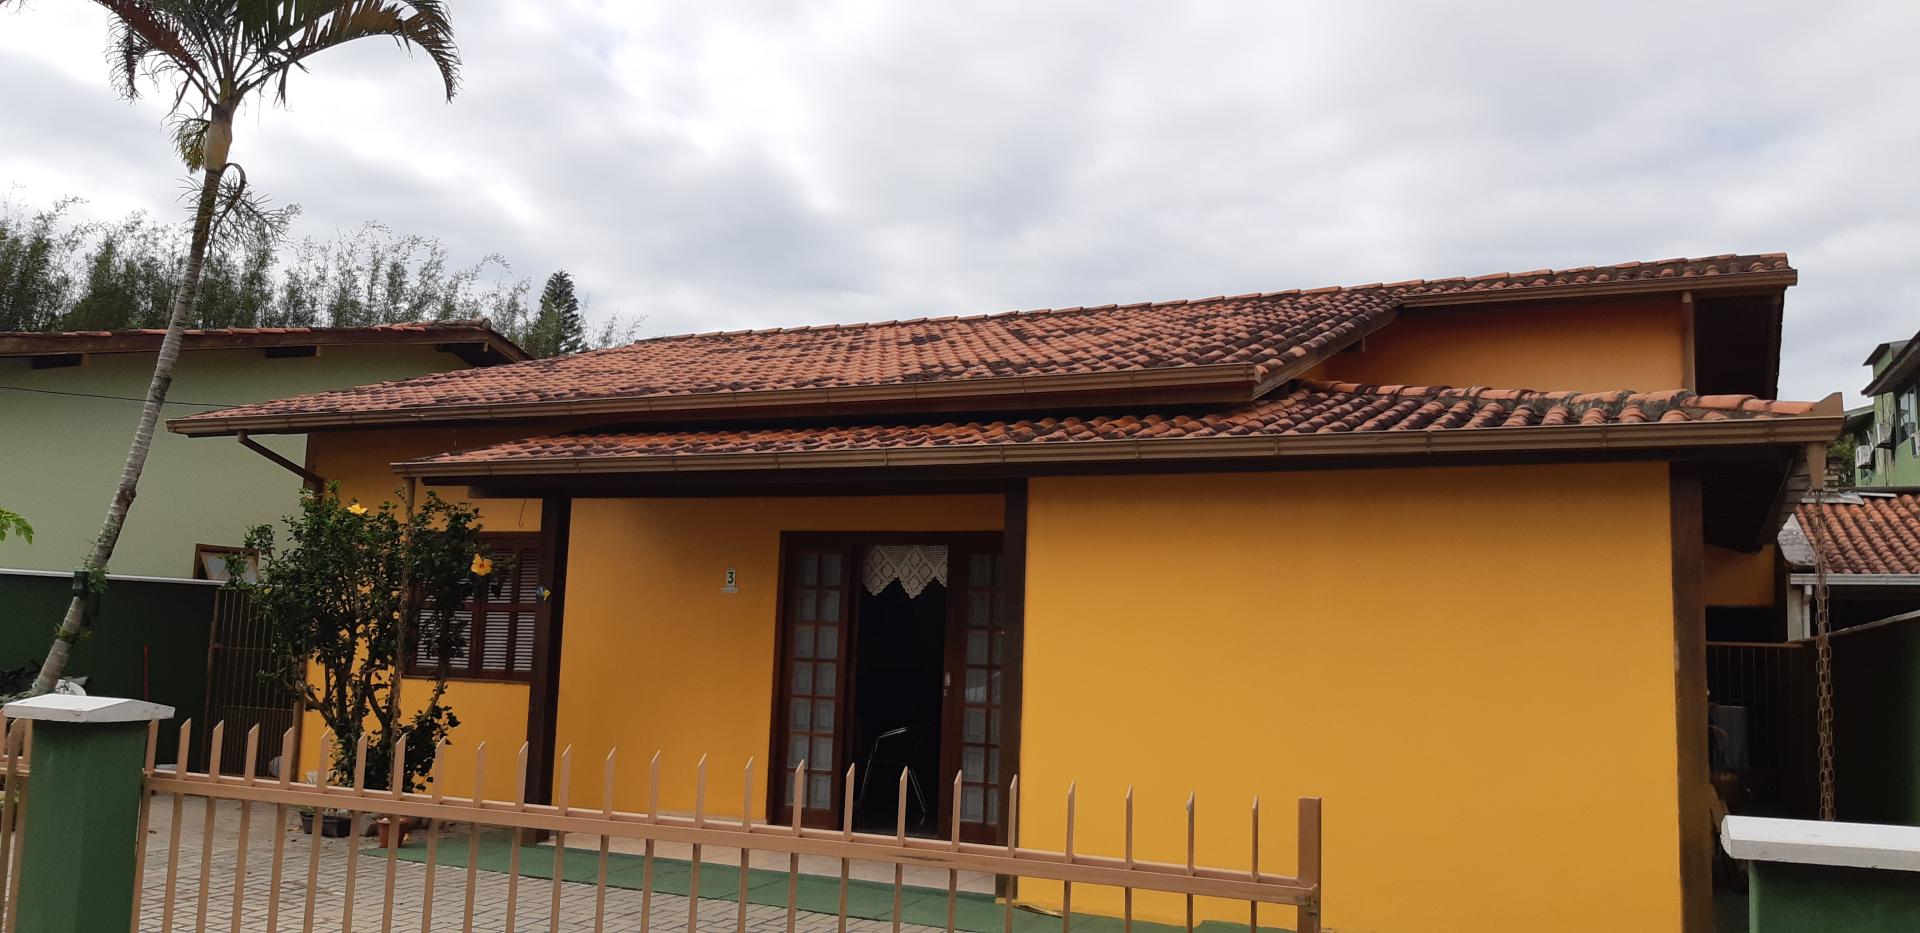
[406,533,542,682]
[192,544,258,583]
[1907,386,1920,456]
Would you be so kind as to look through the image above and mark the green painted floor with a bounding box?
[379,832,1295,933]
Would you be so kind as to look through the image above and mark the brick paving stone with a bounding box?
[138,795,948,933]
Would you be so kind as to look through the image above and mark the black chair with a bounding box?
[856,725,931,828]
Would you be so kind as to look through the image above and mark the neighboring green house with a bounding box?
[0,322,524,760]
[1853,337,1920,486]
[0,322,525,578]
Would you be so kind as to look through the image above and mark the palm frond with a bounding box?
[87,0,213,102]
[207,165,299,254]
[169,114,210,171]
[244,0,459,104]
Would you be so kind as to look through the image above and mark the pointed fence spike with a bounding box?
[648,751,661,821]
[278,727,296,787]
[431,739,448,802]
[391,733,407,798]
[241,724,261,785]
[206,721,226,780]
[743,756,756,830]
[472,740,489,807]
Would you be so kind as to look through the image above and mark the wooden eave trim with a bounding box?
[1397,271,1798,308]
[0,330,529,362]
[167,363,1266,437]
[393,413,1844,479]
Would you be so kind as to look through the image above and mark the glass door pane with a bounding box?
[945,549,1008,842]
[778,545,850,828]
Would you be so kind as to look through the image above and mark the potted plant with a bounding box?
[374,815,413,847]
[297,806,353,837]
[231,485,493,802]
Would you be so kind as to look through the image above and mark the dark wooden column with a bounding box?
[997,480,1029,898]
[525,496,573,808]
[1669,466,1711,933]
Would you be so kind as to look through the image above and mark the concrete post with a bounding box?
[3,694,172,933]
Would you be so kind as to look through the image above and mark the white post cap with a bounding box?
[2,695,174,724]
[1723,815,1920,872]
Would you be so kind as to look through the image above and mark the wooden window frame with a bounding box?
[404,532,541,683]
[191,544,259,582]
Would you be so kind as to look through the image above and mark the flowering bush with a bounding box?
[233,484,500,792]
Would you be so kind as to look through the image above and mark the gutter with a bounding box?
[1786,572,1920,588]
[1398,270,1798,308]
[393,411,1845,480]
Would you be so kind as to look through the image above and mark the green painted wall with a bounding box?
[1831,620,1920,825]
[1748,862,1920,932]
[1855,352,1920,487]
[0,572,210,764]
[0,345,467,578]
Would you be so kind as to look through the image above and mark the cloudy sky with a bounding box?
[2,1,1917,403]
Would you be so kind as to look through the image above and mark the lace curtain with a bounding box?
[862,545,949,599]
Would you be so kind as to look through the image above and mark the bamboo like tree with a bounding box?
[8,0,460,696]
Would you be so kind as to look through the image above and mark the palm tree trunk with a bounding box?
[29,156,229,697]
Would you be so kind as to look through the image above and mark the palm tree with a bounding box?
[6,1,460,696]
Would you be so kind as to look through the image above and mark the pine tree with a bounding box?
[527,270,586,358]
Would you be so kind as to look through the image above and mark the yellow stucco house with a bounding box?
[170,253,1838,933]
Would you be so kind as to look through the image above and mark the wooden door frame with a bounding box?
[765,529,1012,835]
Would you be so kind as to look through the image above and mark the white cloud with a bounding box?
[2,0,1916,402]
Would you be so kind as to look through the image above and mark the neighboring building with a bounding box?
[172,253,1838,933]
[1774,492,1920,826]
[1849,336,1920,486]
[0,322,525,765]
[0,322,525,578]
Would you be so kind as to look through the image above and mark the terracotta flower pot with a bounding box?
[375,816,412,847]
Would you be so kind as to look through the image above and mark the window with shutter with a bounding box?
[407,533,542,681]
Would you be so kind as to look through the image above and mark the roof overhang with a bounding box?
[396,412,1842,482]
[1864,336,1920,396]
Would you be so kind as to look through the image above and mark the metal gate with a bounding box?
[200,588,294,777]
[1706,641,1817,818]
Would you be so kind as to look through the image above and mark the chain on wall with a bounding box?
[1803,486,1838,821]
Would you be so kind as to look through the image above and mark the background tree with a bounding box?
[0,509,29,544]
[5,0,460,697]
[0,194,650,346]
[525,270,587,358]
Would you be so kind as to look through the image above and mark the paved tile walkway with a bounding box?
[139,795,947,933]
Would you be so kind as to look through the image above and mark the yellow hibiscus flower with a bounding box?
[471,555,494,576]
[347,503,368,516]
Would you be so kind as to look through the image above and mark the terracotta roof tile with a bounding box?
[172,253,1793,432]
[1793,495,1920,575]
[405,380,1819,473]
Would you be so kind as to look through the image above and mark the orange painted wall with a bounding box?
[1322,296,1689,392]
[553,495,1004,819]
[1705,545,1777,608]
[1019,463,1684,933]
[298,429,541,799]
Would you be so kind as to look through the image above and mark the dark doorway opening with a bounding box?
[850,578,947,835]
